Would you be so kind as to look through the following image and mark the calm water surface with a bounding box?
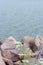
[0,0,43,41]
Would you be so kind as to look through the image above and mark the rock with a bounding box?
[0,39,5,50]
[36,42,43,59]
[29,40,38,53]
[34,35,41,49]
[0,51,6,65]
[0,40,4,45]
[21,36,33,50]
[1,50,21,62]
[2,57,14,65]
[21,36,33,44]
[1,39,23,63]
[7,36,16,42]
[0,58,6,65]
[1,40,16,50]
[21,36,38,53]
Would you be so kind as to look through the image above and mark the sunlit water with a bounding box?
[0,0,43,41]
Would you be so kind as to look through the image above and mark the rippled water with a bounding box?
[0,0,43,40]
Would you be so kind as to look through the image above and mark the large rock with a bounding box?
[0,58,6,65]
[34,35,41,49]
[0,40,4,45]
[7,36,16,42]
[34,35,43,58]
[0,51,6,65]
[1,37,23,63]
[21,36,33,50]
[21,36,33,44]
[21,36,38,53]
[1,49,21,62]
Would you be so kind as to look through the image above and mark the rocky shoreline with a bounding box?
[0,35,43,65]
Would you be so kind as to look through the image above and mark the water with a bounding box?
[0,0,43,41]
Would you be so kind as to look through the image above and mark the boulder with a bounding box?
[21,36,38,52]
[21,36,34,50]
[34,35,41,49]
[7,36,16,42]
[0,58,6,65]
[1,39,23,64]
[21,36,33,44]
